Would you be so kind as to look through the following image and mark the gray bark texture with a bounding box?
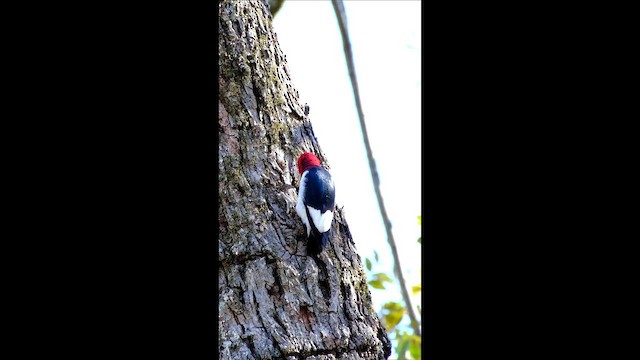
[218,1,392,359]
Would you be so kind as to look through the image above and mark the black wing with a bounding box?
[303,166,335,213]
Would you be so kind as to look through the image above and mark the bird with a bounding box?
[295,152,336,256]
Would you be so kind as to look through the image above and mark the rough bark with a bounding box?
[218,1,391,359]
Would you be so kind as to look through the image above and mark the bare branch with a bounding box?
[330,0,421,337]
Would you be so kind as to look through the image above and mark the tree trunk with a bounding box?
[218,1,392,359]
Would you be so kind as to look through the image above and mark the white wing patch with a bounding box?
[307,207,334,233]
[296,192,311,235]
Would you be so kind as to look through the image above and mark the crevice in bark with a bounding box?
[220,252,270,267]
[314,256,331,303]
[340,281,352,321]
[245,337,259,360]
[269,263,281,298]
[238,290,245,307]
[272,310,287,336]
[251,79,262,104]
[356,283,366,316]
[299,305,313,332]
[236,181,247,196]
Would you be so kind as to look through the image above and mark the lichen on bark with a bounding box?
[218,1,391,359]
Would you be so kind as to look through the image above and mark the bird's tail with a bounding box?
[307,229,329,256]
[304,205,330,256]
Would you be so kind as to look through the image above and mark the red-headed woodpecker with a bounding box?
[296,152,336,256]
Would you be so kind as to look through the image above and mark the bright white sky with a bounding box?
[273,0,421,335]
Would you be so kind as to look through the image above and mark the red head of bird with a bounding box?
[297,152,322,175]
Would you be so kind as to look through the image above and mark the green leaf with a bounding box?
[381,302,406,332]
[411,284,421,295]
[368,273,393,290]
[382,301,404,312]
[376,273,393,283]
[365,258,372,271]
[373,250,379,262]
[417,237,421,244]
[408,335,421,359]
[383,309,404,331]
[397,335,410,360]
[417,215,421,225]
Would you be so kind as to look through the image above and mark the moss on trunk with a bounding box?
[218,1,391,358]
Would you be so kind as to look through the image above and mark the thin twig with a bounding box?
[330,0,420,337]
